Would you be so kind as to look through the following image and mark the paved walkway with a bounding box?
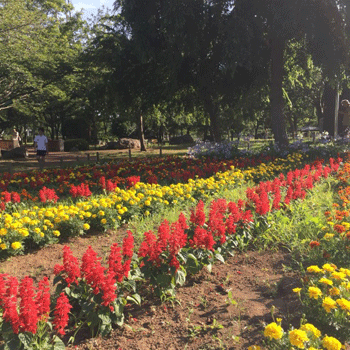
[0,147,131,173]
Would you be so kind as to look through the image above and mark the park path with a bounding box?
[0,147,131,173]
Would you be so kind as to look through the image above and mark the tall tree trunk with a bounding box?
[138,113,147,151]
[204,97,221,142]
[270,38,288,146]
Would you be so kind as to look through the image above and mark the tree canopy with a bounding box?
[2,0,350,145]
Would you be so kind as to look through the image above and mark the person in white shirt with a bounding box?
[34,127,48,168]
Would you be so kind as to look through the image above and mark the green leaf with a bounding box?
[81,301,95,314]
[126,293,141,305]
[52,336,66,350]
[53,275,64,287]
[215,253,225,264]
[98,313,111,325]
[206,263,212,273]
[175,269,186,286]
[18,333,33,350]
[3,335,21,350]
[186,253,200,275]
[156,273,172,288]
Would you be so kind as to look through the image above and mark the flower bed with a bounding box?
[1,153,349,349]
[0,154,339,258]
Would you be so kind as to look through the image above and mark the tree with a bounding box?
[0,0,82,113]
[231,0,350,145]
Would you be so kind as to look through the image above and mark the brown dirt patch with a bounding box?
[0,146,186,173]
[0,228,303,350]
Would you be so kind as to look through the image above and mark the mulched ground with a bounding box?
[0,227,303,350]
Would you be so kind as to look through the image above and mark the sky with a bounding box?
[71,0,114,18]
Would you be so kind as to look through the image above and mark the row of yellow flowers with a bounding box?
[0,153,307,256]
[253,262,350,350]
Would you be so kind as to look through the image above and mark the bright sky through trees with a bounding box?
[71,0,113,16]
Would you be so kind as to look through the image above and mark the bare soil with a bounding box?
[0,227,303,350]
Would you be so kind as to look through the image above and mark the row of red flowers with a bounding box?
[0,157,343,348]
[0,154,279,203]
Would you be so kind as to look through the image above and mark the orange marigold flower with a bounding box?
[334,224,345,233]
[309,241,320,248]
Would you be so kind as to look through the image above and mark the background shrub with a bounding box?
[64,139,89,152]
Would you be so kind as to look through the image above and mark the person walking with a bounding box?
[12,128,21,145]
[34,127,48,169]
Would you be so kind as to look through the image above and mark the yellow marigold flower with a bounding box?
[248,347,261,350]
[331,271,346,280]
[144,210,150,216]
[322,335,342,350]
[289,329,308,349]
[83,223,90,230]
[53,230,60,237]
[319,278,333,286]
[101,218,107,225]
[339,268,350,276]
[98,210,105,216]
[336,298,350,311]
[323,263,336,272]
[293,287,302,294]
[323,233,334,240]
[0,243,6,250]
[20,229,29,237]
[11,241,22,250]
[329,287,340,296]
[300,323,321,338]
[322,297,337,313]
[308,286,322,299]
[307,265,323,273]
[263,322,283,340]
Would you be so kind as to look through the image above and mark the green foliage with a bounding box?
[256,179,336,251]
[0,0,82,110]
[64,139,89,152]
[0,316,65,350]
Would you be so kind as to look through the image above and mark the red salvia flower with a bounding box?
[19,276,38,334]
[0,273,8,308]
[35,276,51,321]
[122,230,134,259]
[54,246,81,287]
[190,200,206,226]
[225,215,236,235]
[53,292,72,335]
[100,271,117,307]
[126,176,140,188]
[109,243,124,282]
[3,276,20,334]
[178,212,189,230]
[81,246,105,294]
